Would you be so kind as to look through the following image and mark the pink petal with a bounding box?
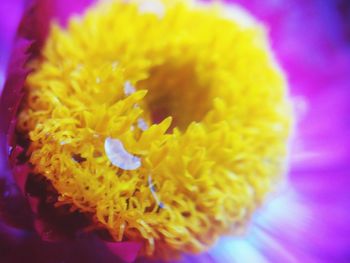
[105,241,142,263]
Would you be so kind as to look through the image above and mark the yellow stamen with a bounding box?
[17,0,293,259]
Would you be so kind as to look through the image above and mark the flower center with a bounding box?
[16,0,293,259]
[138,60,211,131]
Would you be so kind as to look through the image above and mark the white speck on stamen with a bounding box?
[124,81,136,95]
[139,1,165,17]
[96,77,101,84]
[112,61,119,70]
[104,137,141,170]
[72,64,83,74]
[148,175,165,209]
[53,96,60,104]
[137,118,148,131]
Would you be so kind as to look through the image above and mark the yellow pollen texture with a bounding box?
[17,0,293,259]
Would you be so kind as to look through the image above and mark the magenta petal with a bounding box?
[9,144,30,194]
[230,0,350,97]
[33,218,64,242]
[20,0,94,51]
[105,241,142,263]
[0,230,132,263]
[46,0,94,26]
[13,163,30,194]
[0,176,32,230]
[27,195,40,214]
[0,38,31,147]
[0,0,25,80]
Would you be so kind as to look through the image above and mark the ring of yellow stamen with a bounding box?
[17,0,292,259]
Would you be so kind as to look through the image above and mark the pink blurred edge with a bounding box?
[0,0,142,262]
[105,241,143,263]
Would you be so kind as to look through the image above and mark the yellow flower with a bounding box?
[16,0,292,259]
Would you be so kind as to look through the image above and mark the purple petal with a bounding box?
[230,0,350,95]
[0,0,24,88]
[105,241,142,263]
[24,0,94,51]
[0,39,31,147]
[0,230,129,263]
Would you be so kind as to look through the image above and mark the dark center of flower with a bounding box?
[138,60,211,131]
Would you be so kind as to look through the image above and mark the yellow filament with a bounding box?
[17,0,293,259]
